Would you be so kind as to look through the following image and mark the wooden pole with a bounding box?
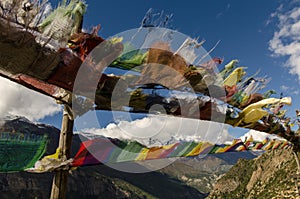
[50,105,74,199]
[50,11,82,199]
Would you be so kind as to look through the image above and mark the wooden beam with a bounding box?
[50,105,74,199]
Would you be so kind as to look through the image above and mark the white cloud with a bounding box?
[280,85,289,91]
[0,77,61,121]
[279,85,299,95]
[80,115,233,147]
[269,6,300,81]
[292,90,299,95]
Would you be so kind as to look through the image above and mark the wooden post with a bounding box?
[50,105,74,199]
[50,11,82,198]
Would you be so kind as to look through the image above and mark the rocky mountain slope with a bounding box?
[208,149,300,199]
[159,151,260,193]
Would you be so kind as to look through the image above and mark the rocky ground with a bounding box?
[208,149,300,199]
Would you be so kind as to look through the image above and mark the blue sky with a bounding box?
[11,0,300,138]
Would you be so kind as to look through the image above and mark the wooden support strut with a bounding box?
[50,105,74,199]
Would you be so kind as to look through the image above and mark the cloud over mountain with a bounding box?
[0,77,61,121]
[80,115,233,147]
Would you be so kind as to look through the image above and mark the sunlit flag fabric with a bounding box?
[0,132,47,173]
[71,136,292,167]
